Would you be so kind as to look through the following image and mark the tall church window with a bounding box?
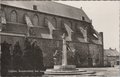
[75,23,79,33]
[61,20,64,30]
[0,10,5,23]
[0,10,6,31]
[44,17,48,27]
[33,14,39,27]
[69,21,72,29]
[10,10,17,23]
[52,17,57,29]
[0,10,2,23]
[72,23,77,31]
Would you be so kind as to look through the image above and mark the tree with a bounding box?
[23,38,34,70]
[1,41,11,76]
[13,41,23,70]
[23,38,44,70]
[31,41,44,70]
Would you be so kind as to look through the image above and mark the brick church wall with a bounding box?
[0,4,104,69]
[1,36,103,68]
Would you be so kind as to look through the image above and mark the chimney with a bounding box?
[33,5,37,10]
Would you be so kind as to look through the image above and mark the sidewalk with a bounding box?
[77,67,120,77]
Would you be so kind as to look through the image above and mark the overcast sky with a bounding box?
[56,1,119,51]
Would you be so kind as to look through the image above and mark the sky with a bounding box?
[56,1,119,52]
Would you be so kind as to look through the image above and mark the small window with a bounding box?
[82,16,85,21]
[10,10,17,22]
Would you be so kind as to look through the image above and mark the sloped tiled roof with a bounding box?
[1,1,91,23]
[104,49,119,56]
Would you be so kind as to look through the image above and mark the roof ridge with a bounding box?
[1,1,91,23]
[53,1,82,11]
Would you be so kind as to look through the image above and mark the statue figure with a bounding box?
[53,49,58,65]
[53,48,62,65]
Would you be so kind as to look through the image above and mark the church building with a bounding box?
[0,1,104,71]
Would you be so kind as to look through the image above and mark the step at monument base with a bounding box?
[44,65,96,75]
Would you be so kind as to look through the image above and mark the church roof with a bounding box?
[1,1,91,23]
[104,48,119,56]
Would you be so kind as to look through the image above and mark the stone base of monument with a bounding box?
[44,65,96,75]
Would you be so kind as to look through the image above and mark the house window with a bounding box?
[33,14,39,26]
[10,10,17,22]
[82,16,85,21]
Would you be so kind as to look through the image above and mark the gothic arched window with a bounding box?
[75,23,79,32]
[52,17,57,29]
[10,10,17,23]
[61,20,64,30]
[33,14,39,26]
[44,17,47,27]
[69,21,72,29]
[0,10,5,23]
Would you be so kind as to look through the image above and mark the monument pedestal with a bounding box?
[44,65,94,75]
[54,65,76,70]
[44,66,104,77]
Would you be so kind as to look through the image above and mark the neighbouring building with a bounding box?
[104,48,119,67]
[0,1,104,71]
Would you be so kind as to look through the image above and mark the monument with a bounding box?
[53,33,78,72]
[44,33,96,75]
